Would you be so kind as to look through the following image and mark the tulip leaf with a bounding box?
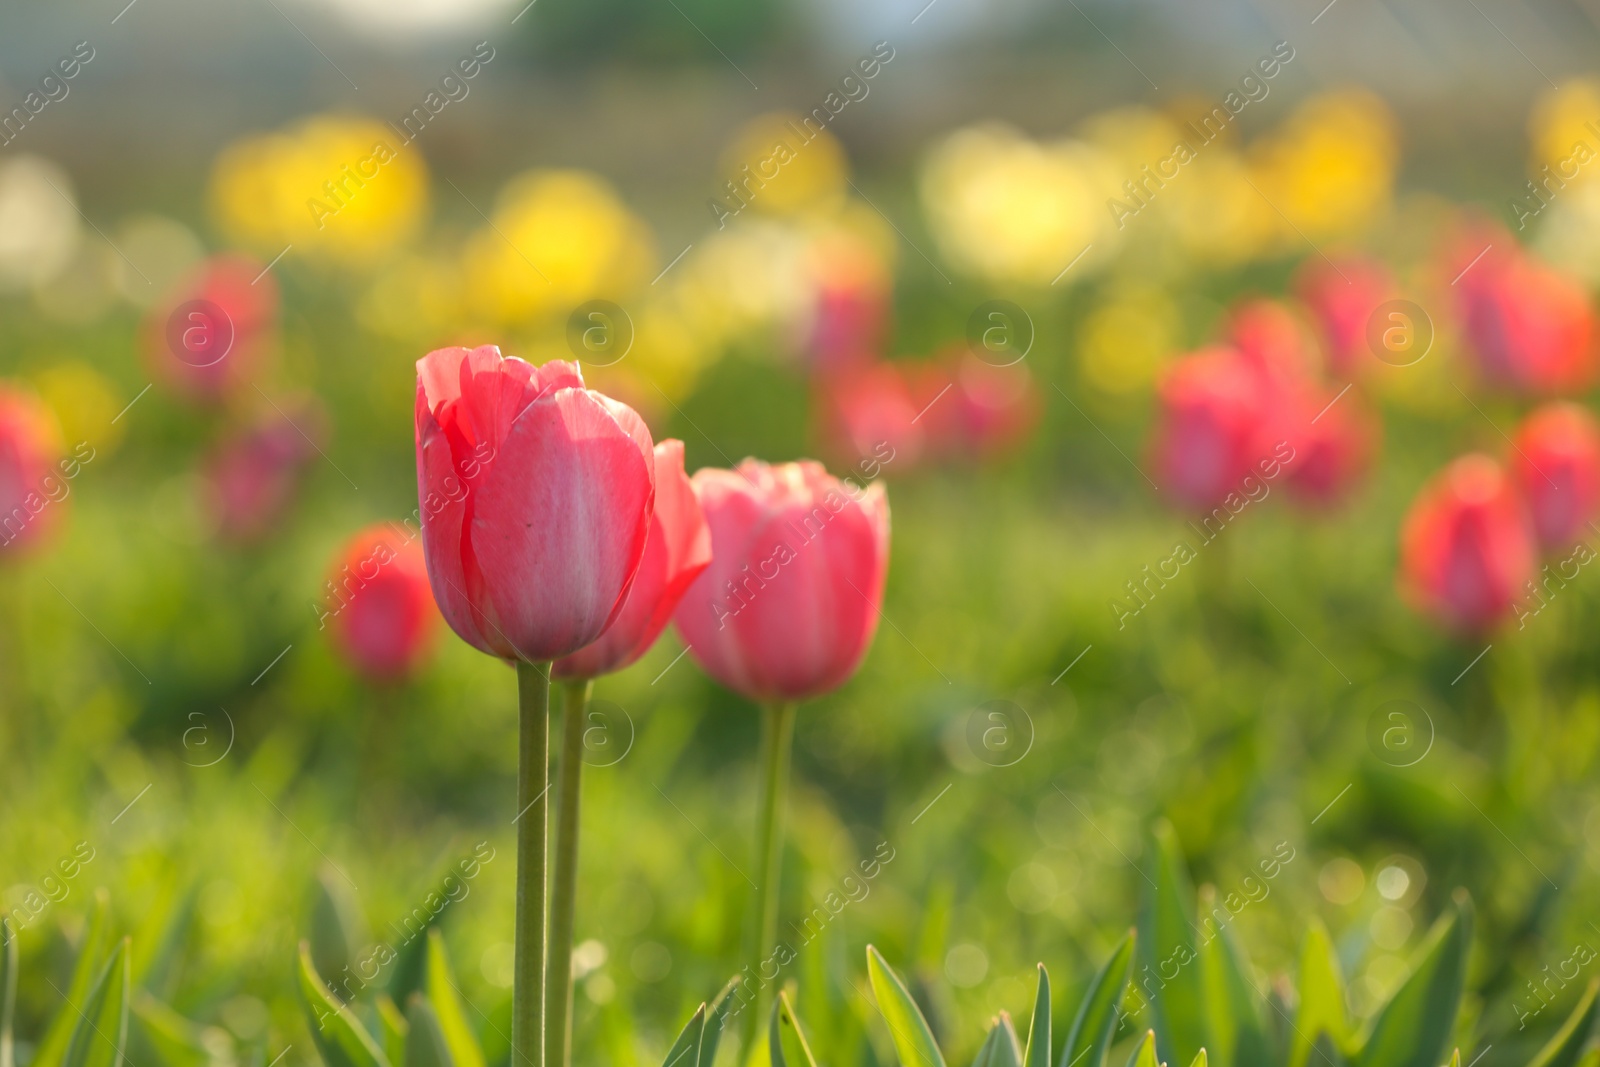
[1125,1031,1160,1067]
[2,914,16,1067]
[1310,1035,1349,1067]
[660,1003,705,1067]
[971,1015,1023,1067]
[1354,893,1471,1067]
[1527,977,1600,1067]
[35,889,113,1067]
[1289,921,1349,1067]
[769,991,821,1067]
[1141,824,1206,1067]
[1191,1052,1209,1067]
[1198,918,1269,1067]
[1024,965,1051,1067]
[404,995,454,1067]
[130,991,228,1067]
[376,995,408,1067]
[699,976,740,1067]
[423,930,484,1067]
[62,937,130,1067]
[1061,931,1136,1067]
[867,945,948,1067]
[297,940,391,1067]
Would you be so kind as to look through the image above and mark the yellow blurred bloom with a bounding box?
[32,360,124,454]
[356,252,463,341]
[1530,78,1600,181]
[921,123,1120,287]
[1251,89,1399,243]
[1160,149,1276,265]
[715,112,849,221]
[462,169,655,326]
[1077,285,1181,396]
[209,115,429,268]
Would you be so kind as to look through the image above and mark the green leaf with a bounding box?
[1355,893,1472,1067]
[1527,977,1600,1067]
[1197,918,1269,1067]
[376,996,408,1067]
[1062,931,1136,1067]
[35,889,113,1067]
[1024,965,1051,1067]
[132,885,196,998]
[404,995,453,1067]
[63,937,130,1067]
[296,940,391,1067]
[309,873,366,994]
[866,945,948,1067]
[130,992,229,1067]
[423,931,484,1067]
[660,1003,705,1067]
[1141,823,1206,1067]
[769,992,821,1067]
[1125,1031,1160,1067]
[971,1015,1023,1067]
[1191,1052,1209,1067]
[699,977,741,1067]
[1289,922,1349,1067]
[2,915,17,1067]
[1310,1036,1349,1067]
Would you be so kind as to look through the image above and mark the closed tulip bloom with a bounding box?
[944,351,1040,461]
[1278,384,1378,508]
[1399,454,1535,630]
[414,345,655,662]
[204,396,325,544]
[326,524,438,681]
[0,388,67,555]
[145,255,278,403]
[1227,298,1319,388]
[1511,402,1600,550]
[553,440,711,680]
[1454,236,1596,393]
[1295,256,1394,379]
[817,362,925,474]
[1150,347,1273,511]
[673,459,890,703]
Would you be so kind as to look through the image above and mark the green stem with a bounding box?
[513,661,551,1067]
[748,700,797,1044]
[546,678,590,1067]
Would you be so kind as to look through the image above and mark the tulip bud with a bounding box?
[553,440,711,680]
[204,396,325,544]
[414,346,655,662]
[673,459,890,703]
[0,387,67,556]
[1294,256,1395,379]
[1511,402,1600,551]
[326,524,438,682]
[1150,347,1275,511]
[1399,454,1536,630]
[1278,383,1379,508]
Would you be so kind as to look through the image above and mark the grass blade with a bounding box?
[1061,931,1136,1067]
[867,945,948,1067]
[1025,965,1051,1067]
[296,940,391,1067]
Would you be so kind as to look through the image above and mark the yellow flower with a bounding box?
[209,114,429,268]
[1077,285,1181,396]
[1529,78,1600,182]
[921,123,1120,287]
[1251,89,1399,243]
[715,112,849,220]
[462,169,655,326]
[32,361,124,455]
[356,252,463,341]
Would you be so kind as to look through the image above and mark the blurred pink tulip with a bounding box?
[1294,256,1395,379]
[204,396,324,543]
[673,459,889,703]
[414,346,655,663]
[1511,402,1600,551]
[1150,347,1276,511]
[553,440,711,680]
[817,363,925,474]
[1226,298,1320,388]
[145,255,278,404]
[0,388,67,556]
[326,524,438,682]
[1277,383,1379,508]
[1399,454,1535,631]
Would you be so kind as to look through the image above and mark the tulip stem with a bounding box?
[513,660,551,1067]
[750,700,797,1043]
[546,678,590,1067]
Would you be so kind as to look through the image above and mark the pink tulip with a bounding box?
[0,388,67,556]
[1452,230,1596,393]
[1511,402,1600,551]
[1226,298,1319,389]
[1277,383,1379,508]
[326,524,438,682]
[816,363,925,474]
[1295,257,1395,379]
[414,346,655,663]
[673,459,890,703]
[1399,454,1535,630]
[1150,347,1275,511]
[940,351,1040,461]
[145,255,278,404]
[553,440,711,680]
[204,396,325,543]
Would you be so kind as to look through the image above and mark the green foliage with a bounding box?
[1061,932,1135,1067]
[1354,894,1472,1067]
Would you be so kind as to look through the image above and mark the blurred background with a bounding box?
[5,0,1600,1065]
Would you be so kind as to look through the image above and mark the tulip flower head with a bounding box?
[326,524,438,682]
[674,459,890,703]
[1294,256,1394,379]
[1278,382,1378,508]
[1511,402,1600,551]
[553,440,711,680]
[145,255,278,404]
[817,362,925,475]
[0,387,67,556]
[1454,236,1596,394]
[1399,454,1536,631]
[1227,297,1320,388]
[414,346,655,663]
[1150,346,1276,511]
[204,396,325,544]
